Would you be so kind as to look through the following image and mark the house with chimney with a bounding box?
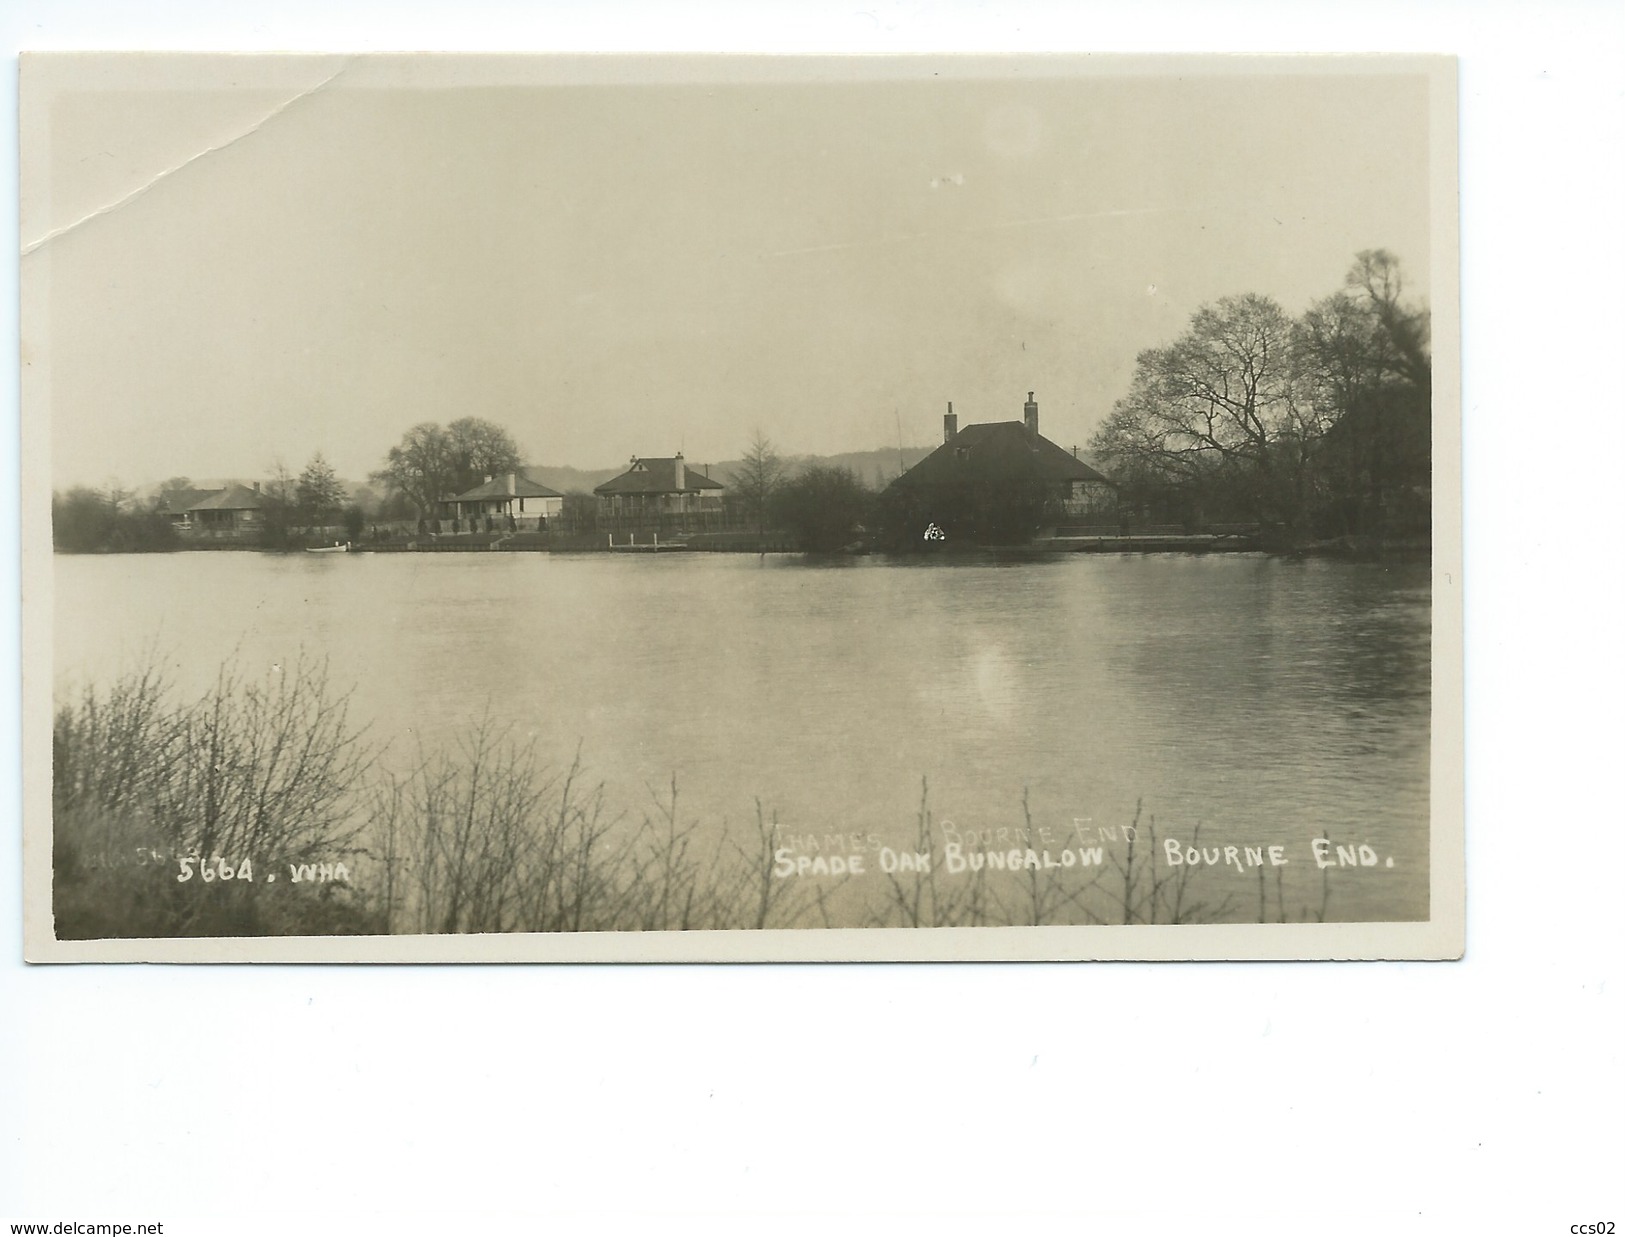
[592,454,725,532]
[159,485,225,532]
[882,392,1117,544]
[445,472,565,528]
[166,482,268,538]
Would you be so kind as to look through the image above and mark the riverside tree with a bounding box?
[446,417,523,489]
[1295,251,1431,536]
[295,452,347,528]
[1090,292,1317,534]
[1090,252,1430,540]
[730,431,785,535]
[771,464,874,552]
[257,459,299,548]
[372,418,523,516]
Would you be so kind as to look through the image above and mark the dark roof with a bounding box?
[594,457,724,496]
[449,474,564,502]
[186,483,265,512]
[161,487,222,514]
[888,422,1115,491]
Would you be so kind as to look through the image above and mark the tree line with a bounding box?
[50,414,528,551]
[51,485,181,553]
[52,453,371,552]
[1088,250,1431,542]
[51,415,885,552]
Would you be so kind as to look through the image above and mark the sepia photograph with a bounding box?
[21,53,1462,960]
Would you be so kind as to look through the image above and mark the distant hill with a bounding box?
[522,445,936,494]
[774,446,937,489]
[519,464,627,494]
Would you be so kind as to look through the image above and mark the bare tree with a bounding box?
[1296,251,1430,417]
[1294,251,1432,536]
[730,430,785,535]
[371,423,457,517]
[447,417,523,493]
[372,419,524,517]
[1090,293,1319,533]
[259,458,299,547]
[1346,249,1431,389]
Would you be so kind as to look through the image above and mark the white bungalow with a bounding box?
[444,473,564,527]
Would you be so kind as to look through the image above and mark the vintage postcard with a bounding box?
[20,53,1462,961]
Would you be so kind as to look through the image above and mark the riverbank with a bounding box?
[65,526,1430,559]
[1034,532,1260,553]
[1032,531,1430,558]
[59,534,1432,560]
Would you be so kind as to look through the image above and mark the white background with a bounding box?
[3,3,1621,1234]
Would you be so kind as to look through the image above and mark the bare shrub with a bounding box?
[988,788,1105,927]
[373,740,824,934]
[871,778,991,928]
[373,729,620,934]
[52,658,380,938]
[1100,810,1240,926]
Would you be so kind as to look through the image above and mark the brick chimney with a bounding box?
[673,452,686,491]
[1024,391,1039,437]
[506,472,517,495]
[944,401,958,443]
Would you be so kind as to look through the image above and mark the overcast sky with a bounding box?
[28,56,1435,489]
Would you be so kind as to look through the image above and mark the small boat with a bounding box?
[306,541,351,554]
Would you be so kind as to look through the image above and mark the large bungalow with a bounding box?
[593,454,724,530]
[165,482,267,538]
[159,486,224,531]
[884,392,1117,542]
[444,472,564,528]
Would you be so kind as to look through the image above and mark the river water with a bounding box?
[52,549,1432,924]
